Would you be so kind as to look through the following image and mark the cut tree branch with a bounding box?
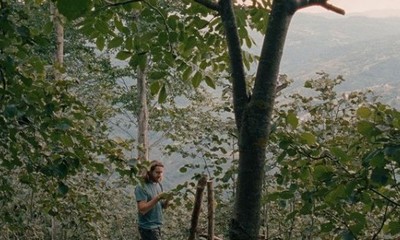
[289,0,345,15]
[193,0,219,11]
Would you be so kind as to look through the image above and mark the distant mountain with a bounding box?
[349,10,400,18]
[250,13,400,107]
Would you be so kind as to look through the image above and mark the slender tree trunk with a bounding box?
[50,3,64,239]
[51,2,64,80]
[137,64,149,162]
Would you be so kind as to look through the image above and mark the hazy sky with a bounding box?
[301,0,400,14]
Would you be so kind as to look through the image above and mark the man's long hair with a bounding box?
[142,160,164,183]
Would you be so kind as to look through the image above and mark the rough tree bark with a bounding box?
[193,0,344,239]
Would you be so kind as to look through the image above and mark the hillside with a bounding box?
[251,13,400,106]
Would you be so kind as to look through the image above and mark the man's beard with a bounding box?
[149,174,161,183]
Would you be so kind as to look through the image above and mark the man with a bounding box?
[135,160,171,240]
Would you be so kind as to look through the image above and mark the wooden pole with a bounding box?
[188,175,208,240]
[207,179,215,240]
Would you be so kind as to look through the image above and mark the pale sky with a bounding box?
[302,0,400,14]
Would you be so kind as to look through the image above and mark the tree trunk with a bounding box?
[225,0,343,238]
[228,1,294,239]
[137,64,149,162]
[50,3,64,239]
[51,2,64,80]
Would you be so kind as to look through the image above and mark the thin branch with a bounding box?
[370,188,400,207]
[193,0,219,11]
[0,68,5,101]
[142,0,173,52]
[372,203,390,240]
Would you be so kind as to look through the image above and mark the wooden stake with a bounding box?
[207,179,215,240]
[188,175,208,240]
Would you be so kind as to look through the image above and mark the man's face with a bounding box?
[150,166,164,183]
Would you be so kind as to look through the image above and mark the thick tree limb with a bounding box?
[219,0,249,131]
[193,0,219,11]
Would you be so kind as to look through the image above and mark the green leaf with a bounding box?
[182,67,192,82]
[116,51,131,60]
[204,76,216,89]
[108,37,124,49]
[192,71,202,88]
[321,222,334,232]
[94,20,110,35]
[357,121,381,137]
[313,165,334,182]
[370,168,390,186]
[58,181,69,196]
[158,85,167,103]
[55,163,68,178]
[363,149,385,168]
[279,191,294,200]
[158,32,168,46]
[331,147,350,163]
[384,145,400,161]
[341,230,355,240]
[92,162,107,174]
[325,184,346,205]
[357,106,372,118]
[300,132,316,145]
[304,80,312,88]
[57,0,91,20]
[386,221,400,235]
[348,212,366,235]
[129,54,147,71]
[184,36,196,52]
[96,36,105,51]
[150,71,167,80]
[287,111,298,129]
[150,81,161,96]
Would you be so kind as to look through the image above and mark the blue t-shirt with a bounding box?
[135,182,163,229]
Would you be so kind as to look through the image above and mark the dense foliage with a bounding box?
[264,73,400,239]
[1,0,399,239]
